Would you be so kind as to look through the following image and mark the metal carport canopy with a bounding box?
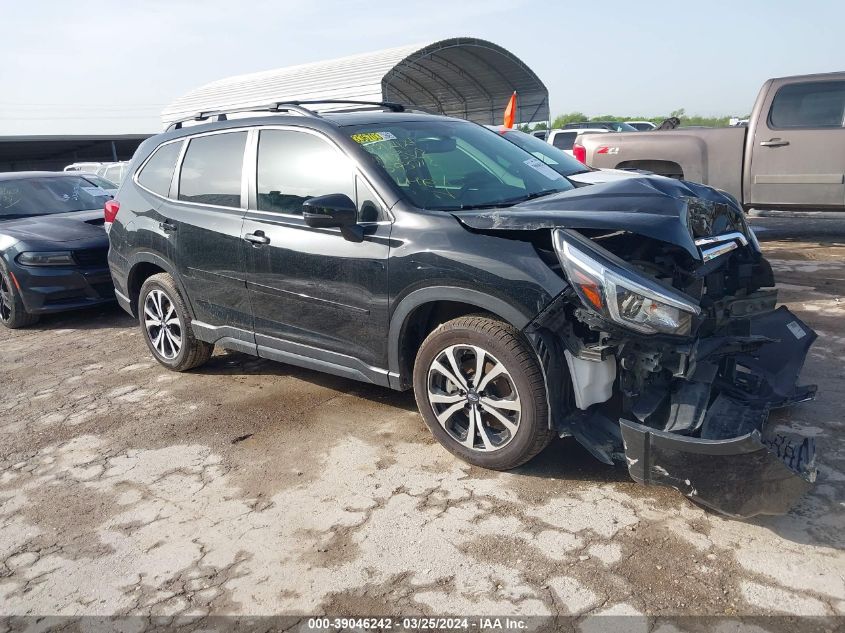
[161,37,549,128]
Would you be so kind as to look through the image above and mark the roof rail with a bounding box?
[166,99,407,130]
[284,99,406,112]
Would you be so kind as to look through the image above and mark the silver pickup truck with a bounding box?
[580,72,845,210]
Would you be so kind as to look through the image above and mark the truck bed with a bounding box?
[581,127,747,202]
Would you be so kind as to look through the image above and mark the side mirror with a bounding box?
[302,194,363,242]
[303,194,357,228]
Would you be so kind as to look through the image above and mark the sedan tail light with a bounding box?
[573,143,587,164]
[104,200,120,229]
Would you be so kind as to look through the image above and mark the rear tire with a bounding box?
[138,273,212,371]
[0,262,39,329]
[413,315,554,470]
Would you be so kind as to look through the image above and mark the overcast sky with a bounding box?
[0,0,840,135]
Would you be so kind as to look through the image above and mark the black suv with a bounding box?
[108,102,817,517]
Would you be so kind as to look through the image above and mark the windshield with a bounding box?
[345,120,574,210]
[500,130,588,176]
[0,176,111,219]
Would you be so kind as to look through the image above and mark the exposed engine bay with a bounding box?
[455,177,818,518]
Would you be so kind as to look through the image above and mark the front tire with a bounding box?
[0,262,39,329]
[138,273,212,371]
[413,315,554,470]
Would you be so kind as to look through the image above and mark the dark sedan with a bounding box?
[0,172,115,328]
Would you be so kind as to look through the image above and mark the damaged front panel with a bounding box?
[453,175,751,260]
[618,307,818,518]
[518,179,818,517]
[620,419,815,518]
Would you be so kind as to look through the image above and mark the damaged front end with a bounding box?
[514,186,818,518]
[618,303,817,518]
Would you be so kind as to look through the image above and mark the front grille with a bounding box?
[73,247,108,268]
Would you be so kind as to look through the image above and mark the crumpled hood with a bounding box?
[0,209,107,245]
[452,176,748,260]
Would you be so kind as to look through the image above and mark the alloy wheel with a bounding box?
[144,289,182,360]
[426,344,521,452]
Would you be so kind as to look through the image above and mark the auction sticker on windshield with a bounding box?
[524,157,563,180]
[351,131,397,145]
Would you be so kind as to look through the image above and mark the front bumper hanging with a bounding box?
[621,420,815,517]
[620,306,818,518]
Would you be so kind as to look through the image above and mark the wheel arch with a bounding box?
[388,287,532,390]
[126,253,194,319]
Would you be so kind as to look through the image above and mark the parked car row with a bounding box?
[64,161,130,187]
[531,122,644,165]
[532,119,657,140]
[0,101,819,518]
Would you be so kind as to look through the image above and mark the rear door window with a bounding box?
[178,132,247,207]
[769,81,845,129]
[137,141,183,196]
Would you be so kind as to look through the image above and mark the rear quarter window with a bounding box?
[137,141,183,196]
[769,80,845,129]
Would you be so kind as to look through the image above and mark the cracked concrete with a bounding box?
[0,217,844,626]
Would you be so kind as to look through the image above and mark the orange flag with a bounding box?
[503,91,517,128]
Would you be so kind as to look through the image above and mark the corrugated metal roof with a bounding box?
[162,37,548,128]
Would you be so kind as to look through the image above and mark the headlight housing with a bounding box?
[554,230,700,336]
[16,251,75,266]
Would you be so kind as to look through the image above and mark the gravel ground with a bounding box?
[0,217,843,627]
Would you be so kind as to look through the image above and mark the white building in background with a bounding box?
[162,37,550,129]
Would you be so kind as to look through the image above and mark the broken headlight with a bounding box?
[553,229,700,336]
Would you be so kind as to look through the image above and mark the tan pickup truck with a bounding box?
[580,72,845,210]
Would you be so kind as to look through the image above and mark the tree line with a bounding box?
[522,108,749,131]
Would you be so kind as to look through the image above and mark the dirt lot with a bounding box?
[1,217,844,625]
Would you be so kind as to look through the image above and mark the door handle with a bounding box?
[760,139,790,147]
[159,220,177,233]
[244,231,270,245]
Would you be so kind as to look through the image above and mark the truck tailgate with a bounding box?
[581,127,747,202]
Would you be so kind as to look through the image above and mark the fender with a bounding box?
[387,286,533,389]
[125,251,196,319]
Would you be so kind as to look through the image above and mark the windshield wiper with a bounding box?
[444,190,563,211]
[454,202,513,210]
[498,189,562,206]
